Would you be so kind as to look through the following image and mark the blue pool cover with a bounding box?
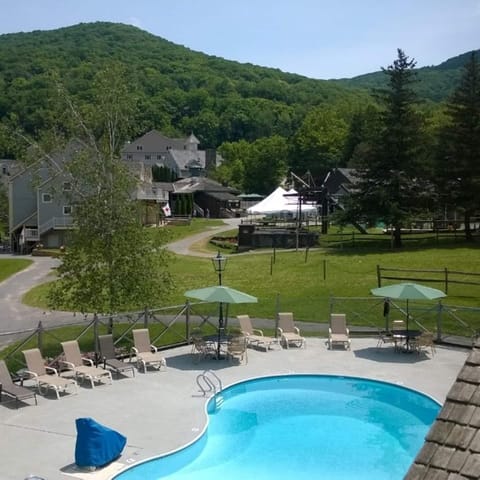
[75,417,127,468]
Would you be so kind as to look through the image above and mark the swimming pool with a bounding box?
[114,374,440,480]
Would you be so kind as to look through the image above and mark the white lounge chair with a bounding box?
[328,314,351,350]
[23,348,78,399]
[277,312,305,349]
[61,340,113,388]
[132,329,167,372]
[237,315,277,351]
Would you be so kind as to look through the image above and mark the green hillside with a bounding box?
[0,22,369,148]
[335,50,480,102]
[0,21,476,161]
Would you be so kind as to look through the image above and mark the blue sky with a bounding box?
[1,0,479,79]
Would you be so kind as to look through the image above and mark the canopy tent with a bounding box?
[247,186,317,215]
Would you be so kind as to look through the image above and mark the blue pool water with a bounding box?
[114,375,440,480]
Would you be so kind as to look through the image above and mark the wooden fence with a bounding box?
[376,265,480,294]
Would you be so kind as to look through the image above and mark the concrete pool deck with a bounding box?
[0,337,469,480]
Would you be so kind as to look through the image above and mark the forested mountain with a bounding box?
[336,50,480,102]
[0,21,474,153]
[0,22,369,149]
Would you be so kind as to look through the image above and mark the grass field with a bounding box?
[23,243,480,334]
[0,258,33,282]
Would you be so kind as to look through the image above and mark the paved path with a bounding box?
[166,217,243,257]
[0,255,79,336]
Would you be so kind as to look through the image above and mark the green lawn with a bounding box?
[24,244,480,335]
[0,258,33,282]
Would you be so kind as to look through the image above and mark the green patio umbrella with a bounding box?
[185,285,258,358]
[185,285,258,304]
[370,282,446,345]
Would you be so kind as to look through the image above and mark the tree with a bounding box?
[290,107,348,179]
[217,136,288,195]
[45,64,173,314]
[435,52,480,241]
[341,49,429,247]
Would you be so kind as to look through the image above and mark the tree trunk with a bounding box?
[394,224,403,248]
[464,210,473,242]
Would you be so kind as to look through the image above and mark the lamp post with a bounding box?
[212,251,227,358]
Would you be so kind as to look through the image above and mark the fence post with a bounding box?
[270,256,273,276]
[185,301,190,342]
[37,320,43,351]
[436,301,443,342]
[323,259,327,281]
[143,306,149,328]
[377,265,381,287]
[444,268,448,295]
[93,313,99,366]
[304,247,309,263]
[275,293,280,338]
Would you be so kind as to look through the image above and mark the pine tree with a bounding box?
[342,49,429,247]
[436,52,480,241]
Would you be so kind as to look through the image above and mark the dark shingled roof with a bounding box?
[405,341,480,480]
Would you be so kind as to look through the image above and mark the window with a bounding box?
[127,154,133,160]
[136,145,143,151]
[145,155,151,160]
[63,181,72,191]
[63,205,73,215]
[42,193,52,203]
[157,155,162,160]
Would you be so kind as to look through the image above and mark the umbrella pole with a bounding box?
[406,299,410,350]
[217,302,224,359]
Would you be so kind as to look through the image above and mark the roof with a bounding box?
[205,191,239,201]
[173,177,238,194]
[122,130,188,153]
[405,340,480,480]
[168,150,206,170]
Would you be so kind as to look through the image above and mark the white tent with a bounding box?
[247,186,316,214]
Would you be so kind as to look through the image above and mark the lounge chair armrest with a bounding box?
[150,345,158,353]
[346,328,350,334]
[277,327,284,335]
[252,328,264,336]
[294,327,300,335]
[24,369,38,379]
[131,347,139,354]
[328,327,333,334]
[82,358,94,367]
[60,360,75,371]
[45,365,59,375]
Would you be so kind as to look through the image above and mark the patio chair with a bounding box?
[376,330,397,350]
[0,359,37,408]
[61,340,113,388]
[237,314,277,351]
[410,331,436,356]
[277,312,306,349]
[98,334,135,378]
[328,314,351,350]
[23,348,78,399]
[190,333,216,363]
[132,329,167,372]
[227,335,248,364]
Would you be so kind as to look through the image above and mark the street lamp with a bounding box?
[212,251,227,358]
[212,251,227,285]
